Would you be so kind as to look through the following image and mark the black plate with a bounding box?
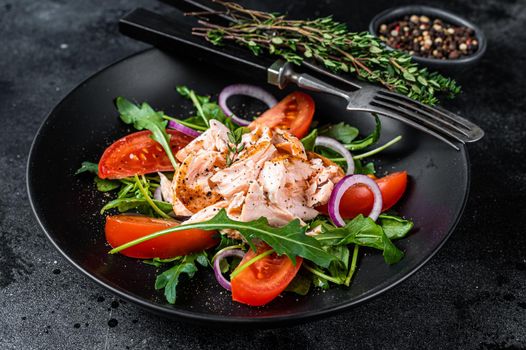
[27,48,469,326]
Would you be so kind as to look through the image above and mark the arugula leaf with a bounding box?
[177,86,229,128]
[109,209,335,268]
[195,252,210,267]
[325,245,350,268]
[345,114,381,151]
[316,214,404,264]
[319,122,358,144]
[143,256,182,267]
[75,161,98,175]
[309,217,336,232]
[115,97,178,169]
[176,86,210,104]
[354,159,376,175]
[214,235,241,252]
[285,271,311,296]
[378,214,414,240]
[177,115,208,130]
[94,177,120,192]
[100,197,173,215]
[301,129,318,151]
[154,252,207,304]
[116,98,165,127]
[312,273,330,289]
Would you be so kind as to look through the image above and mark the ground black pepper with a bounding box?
[377,15,479,59]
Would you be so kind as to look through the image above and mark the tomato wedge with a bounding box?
[105,215,218,259]
[231,243,302,306]
[318,171,408,219]
[98,129,194,179]
[250,91,314,138]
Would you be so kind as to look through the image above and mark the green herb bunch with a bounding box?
[191,1,460,105]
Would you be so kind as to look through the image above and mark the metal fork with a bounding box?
[268,60,484,150]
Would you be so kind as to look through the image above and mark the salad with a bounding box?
[77,84,413,306]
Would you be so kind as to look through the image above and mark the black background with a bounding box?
[1,0,525,348]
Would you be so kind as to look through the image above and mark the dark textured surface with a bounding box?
[1,0,525,349]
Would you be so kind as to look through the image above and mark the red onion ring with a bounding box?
[167,120,200,138]
[328,175,383,226]
[315,136,355,174]
[213,249,245,291]
[218,84,277,126]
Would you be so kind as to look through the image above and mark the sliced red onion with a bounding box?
[328,175,383,226]
[315,136,354,175]
[153,187,163,201]
[167,120,200,138]
[213,249,245,291]
[218,84,277,126]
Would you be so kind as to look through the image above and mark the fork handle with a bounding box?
[268,60,351,102]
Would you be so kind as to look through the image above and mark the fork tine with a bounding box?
[377,90,484,142]
[356,106,461,150]
[373,94,471,137]
[370,100,465,147]
[377,90,468,128]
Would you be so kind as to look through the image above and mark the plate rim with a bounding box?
[26,48,471,326]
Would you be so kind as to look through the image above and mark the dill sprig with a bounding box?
[190,1,460,105]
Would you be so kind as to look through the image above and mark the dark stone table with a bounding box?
[1,0,525,348]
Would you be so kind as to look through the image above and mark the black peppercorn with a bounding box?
[377,14,479,60]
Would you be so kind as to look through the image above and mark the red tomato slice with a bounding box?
[318,171,408,219]
[250,91,314,138]
[98,129,194,179]
[105,215,218,259]
[231,243,302,306]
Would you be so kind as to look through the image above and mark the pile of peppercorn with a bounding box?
[377,15,479,60]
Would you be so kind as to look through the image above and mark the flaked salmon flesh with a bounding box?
[170,120,343,226]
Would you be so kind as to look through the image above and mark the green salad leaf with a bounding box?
[301,129,318,151]
[318,122,359,144]
[75,161,98,175]
[115,97,178,169]
[378,214,414,240]
[143,256,182,267]
[354,159,376,175]
[176,86,227,128]
[94,177,120,192]
[285,271,312,296]
[345,114,381,151]
[100,197,172,215]
[155,252,208,304]
[315,214,404,264]
[109,209,336,268]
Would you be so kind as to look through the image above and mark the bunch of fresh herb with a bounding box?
[190,1,460,105]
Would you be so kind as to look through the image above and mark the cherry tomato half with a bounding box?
[318,171,408,219]
[105,215,218,259]
[250,91,314,139]
[231,243,302,306]
[98,129,194,179]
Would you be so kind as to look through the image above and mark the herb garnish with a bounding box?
[191,1,460,105]
[226,127,248,166]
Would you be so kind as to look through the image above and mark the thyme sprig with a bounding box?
[190,1,460,105]
[225,127,246,166]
